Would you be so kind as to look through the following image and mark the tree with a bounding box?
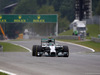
[58,17,70,33]
[59,0,75,22]
[12,0,38,14]
[37,5,56,14]
[52,0,64,11]
[95,1,100,15]
[92,0,99,15]
[37,0,47,7]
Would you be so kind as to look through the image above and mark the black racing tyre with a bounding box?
[37,45,42,52]
[32,45,42,56]
[63,46,69,57]
[37,45,42,57]
[32,45,37,56]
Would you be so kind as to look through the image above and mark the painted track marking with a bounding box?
[57,41,95,52]
[0,69,16,75]
[12,43,32,52]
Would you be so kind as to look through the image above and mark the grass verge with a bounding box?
[58,39,100,52]
[86,24,100,39]
[0,42,28,52]
[75,41,100,52]
[0,72,8,75]
[59,29,73,36]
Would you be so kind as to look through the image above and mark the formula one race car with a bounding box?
[32,38,69,57]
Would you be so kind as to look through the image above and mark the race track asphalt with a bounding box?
[0,39,100,75]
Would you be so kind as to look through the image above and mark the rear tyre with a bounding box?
[63,46,69,57]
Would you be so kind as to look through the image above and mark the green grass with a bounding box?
[87,24,100,39]
[59,29,73,36]
[75,41,100,52]
[0,42,28,52]
[58,39,100,52]
[0,72,8,75]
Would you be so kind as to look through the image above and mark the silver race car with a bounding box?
[32,38,69,57]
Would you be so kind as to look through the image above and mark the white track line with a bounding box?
[57,41,95,52]
[12,43,32,52]
[0,69,16,75]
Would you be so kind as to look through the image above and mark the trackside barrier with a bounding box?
[91,37,100,43]
[54,35,79,40]
[0,45,3,52]
[32,36,79,40]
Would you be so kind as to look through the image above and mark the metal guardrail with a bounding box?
[54,36,79,40]
[31,35,79,40]
[91,37,100,43]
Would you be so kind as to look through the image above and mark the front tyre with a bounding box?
[63,46,69,57]
[37,45,42,57]
[32,45,37,56]
[32,45,42,57]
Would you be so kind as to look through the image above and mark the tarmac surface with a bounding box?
[0,39,100,75]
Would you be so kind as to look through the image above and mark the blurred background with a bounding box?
[0,0,100,39]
